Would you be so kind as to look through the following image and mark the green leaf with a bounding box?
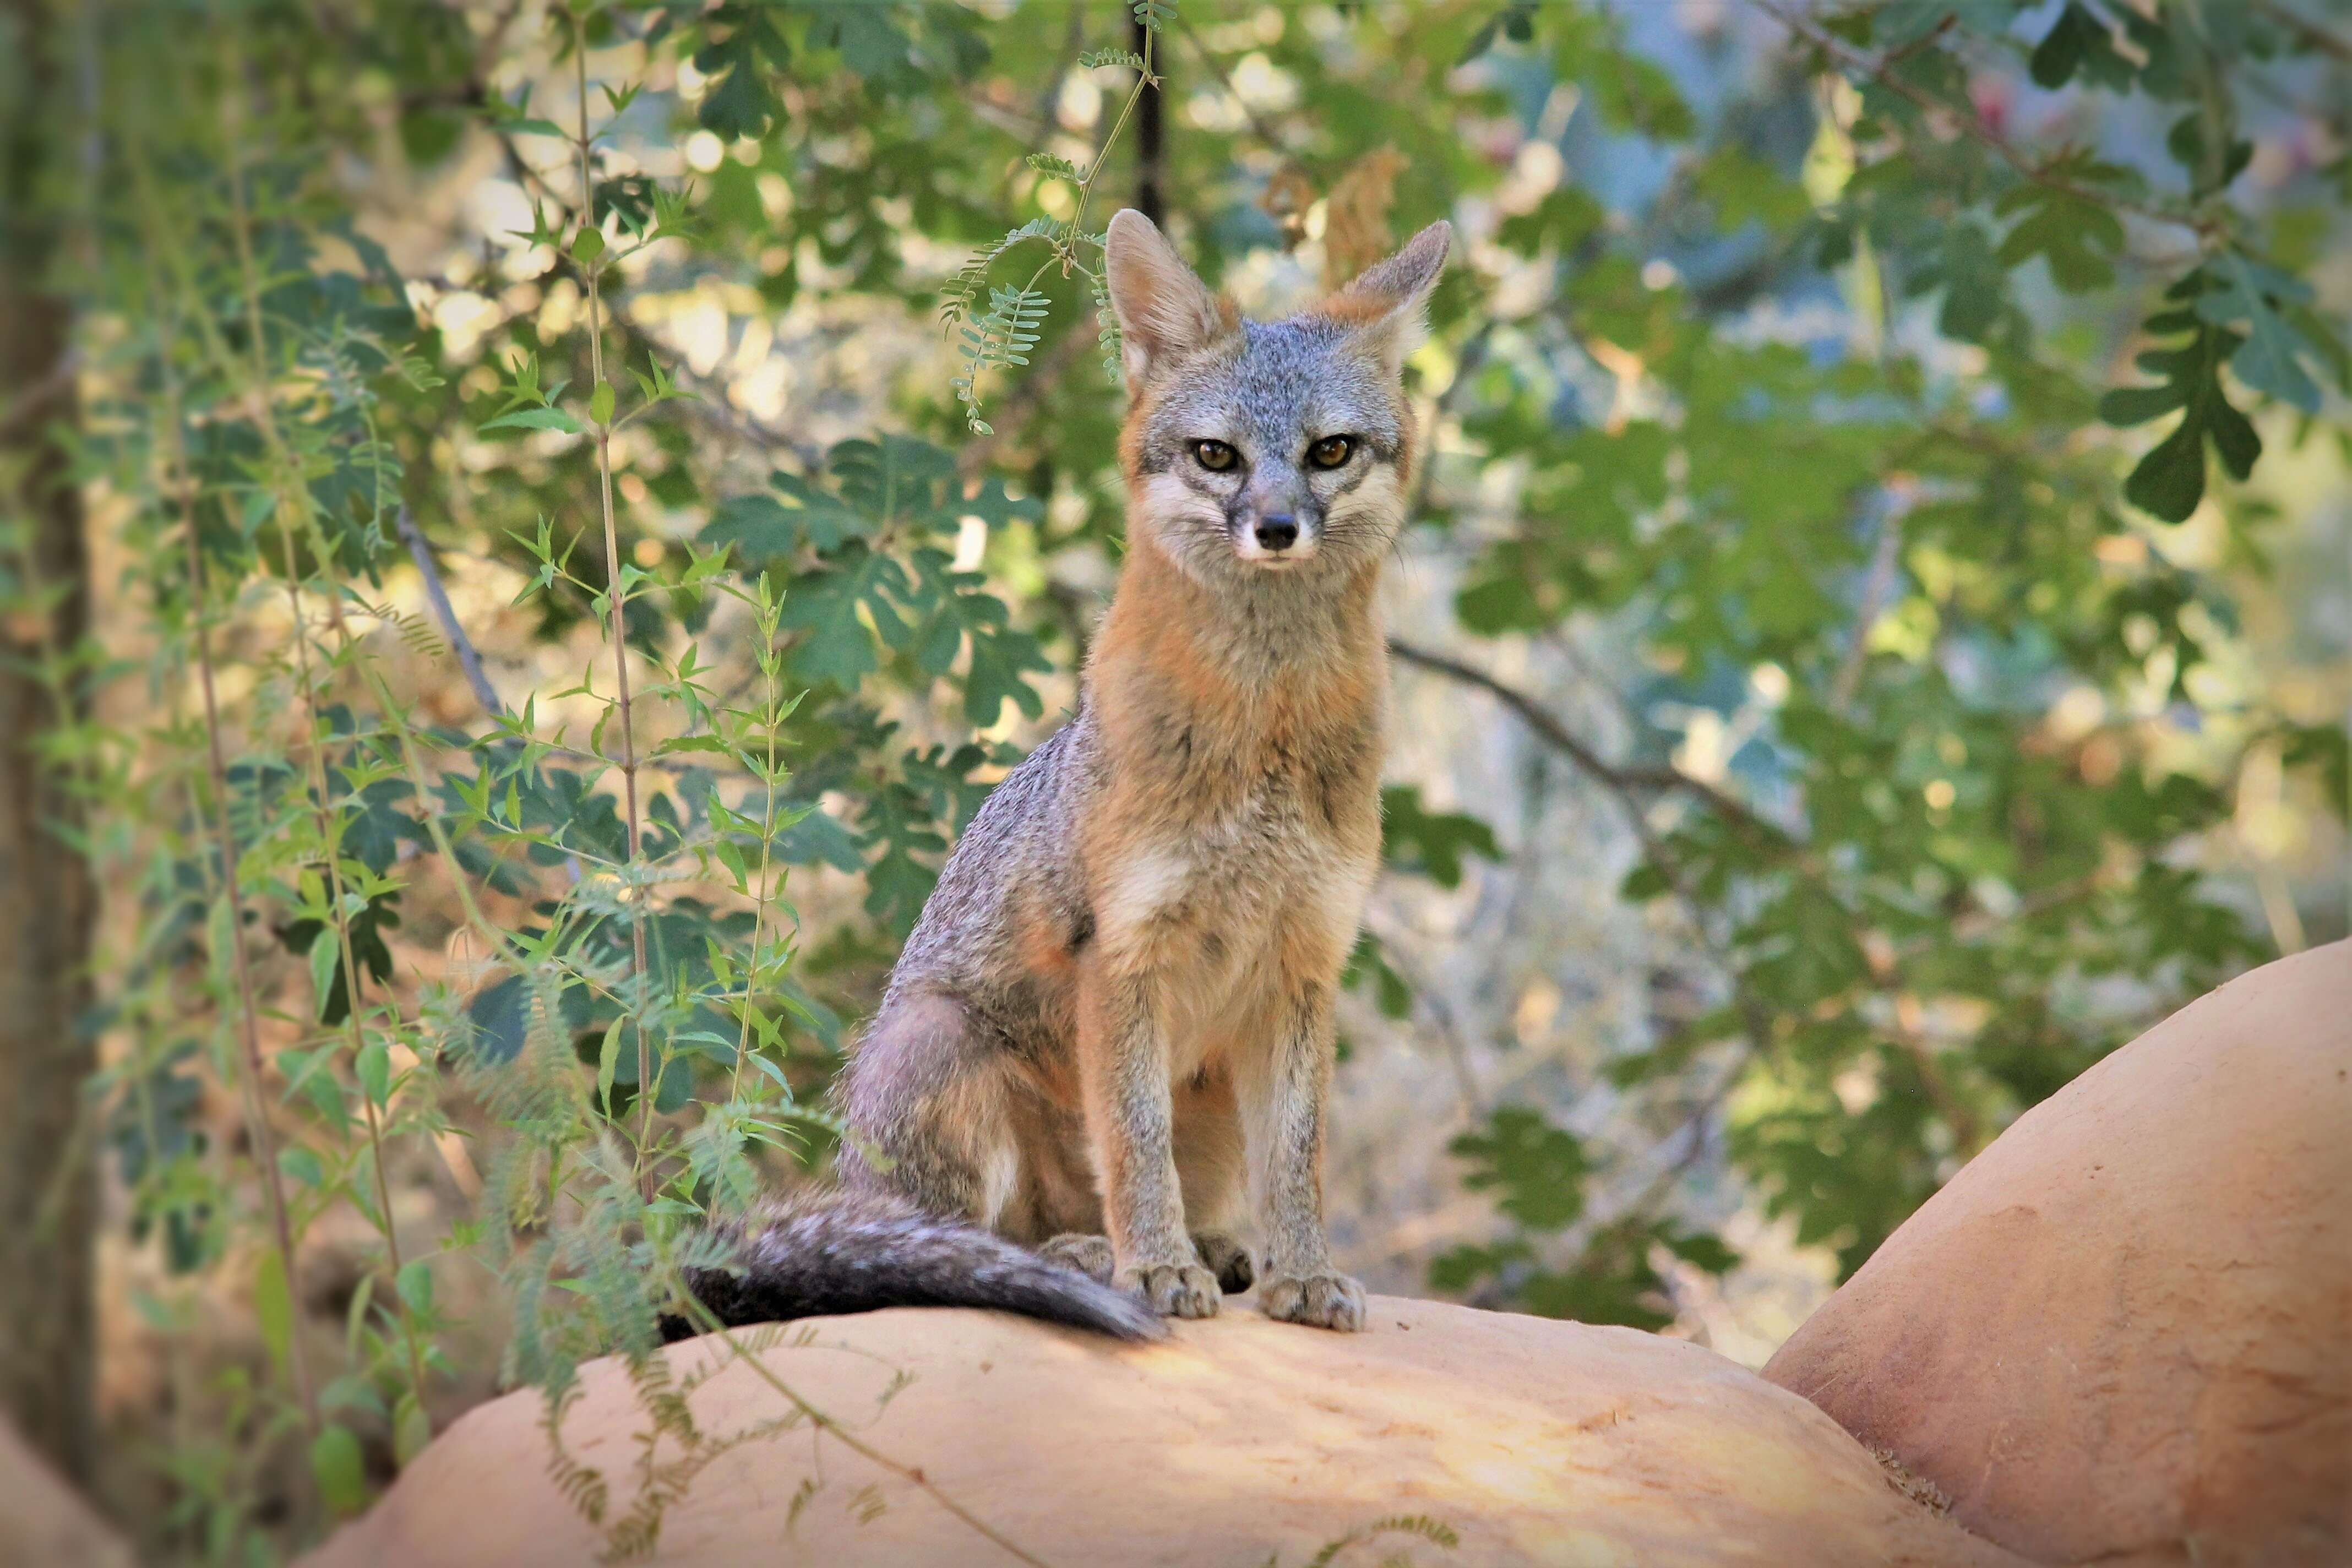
[279,1145,326,1188]
[1341,930,1413,1021]
[255,1246,295,1382]
[1380,786,1502,889]
[589,379,616,427]
[694,9,793,139]
[780,548,914,687]
[596,1015,626,1112]
[570,226,605,263]
[1661,1228,1742,1275]
[1450,1107,1589,1231]
[2101,285,2261,521]
[2030,3,2133,90]
[479,406,584,435]
[393,1393,433,1468]
[311,1423,369,1517]
[1996,177,2125,293]
[396,1258,434,1315]
[2196,252,2324,413]
[356,1037,391,1108]
[308,931,340,1021]
[1693,148,1808,235]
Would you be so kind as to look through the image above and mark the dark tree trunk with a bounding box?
[0,0,100,1487]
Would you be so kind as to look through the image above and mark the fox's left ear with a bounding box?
[1335,220,1451,372]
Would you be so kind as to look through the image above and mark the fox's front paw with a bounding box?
[1118,1260,1221,1319]
[1260,1270,1366,1331]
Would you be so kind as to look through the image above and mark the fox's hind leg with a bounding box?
[834,990,1019,1226]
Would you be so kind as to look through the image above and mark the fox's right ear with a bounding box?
[1104,209,1227,392]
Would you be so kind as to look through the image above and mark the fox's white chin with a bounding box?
[1231,539,1318,568]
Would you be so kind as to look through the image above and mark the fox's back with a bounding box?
[882,715,1096,1055]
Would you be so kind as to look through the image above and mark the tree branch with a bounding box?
[397,504,506,718]
[2250,0,2352,63]
[1746,0,2215,239]
[1385,636,1787,845]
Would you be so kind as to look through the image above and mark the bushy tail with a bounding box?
[663,1189,1162,1343]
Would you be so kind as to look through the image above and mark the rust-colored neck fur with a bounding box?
[1086,530,1386,774]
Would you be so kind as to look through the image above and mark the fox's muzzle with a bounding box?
[1231,472,1318,563]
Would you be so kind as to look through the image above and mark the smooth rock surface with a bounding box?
[307,1294,2022,1567]
[1765,941,2352,1567]
[0,1420,135,1568]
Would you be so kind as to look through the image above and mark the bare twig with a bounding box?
[397,504,506,717]
[2250,0,2352,63]
[686,1310,1056,1568]
[1385,636,1786,846]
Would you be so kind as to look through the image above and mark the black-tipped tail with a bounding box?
[663,1190,1163,1343]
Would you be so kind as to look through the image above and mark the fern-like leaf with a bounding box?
[1088,265,1123,383]
[953,285,1051,434]
[938,216,1061,328]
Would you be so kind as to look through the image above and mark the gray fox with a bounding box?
[674,209,1450,1342]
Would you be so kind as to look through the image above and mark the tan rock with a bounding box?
[0,1420,135,1568]
[307,1295,2021,1567]
[1765,940,2352,1567]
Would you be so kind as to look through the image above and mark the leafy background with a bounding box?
[1,0,2346,1559]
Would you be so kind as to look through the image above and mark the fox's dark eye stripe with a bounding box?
[1193,439,1239,472]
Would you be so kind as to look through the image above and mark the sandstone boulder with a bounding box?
[1765,940,2352,1566]
[307,1294,2021,1567]
[0,1420,135,1568]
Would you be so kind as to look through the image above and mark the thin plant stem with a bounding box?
[571,18,654,1193]
[271,540,434,1419]
[124,100,320,1440]
[217,51,432,1420]
[680,1302,1054,1568]
[725,596,783,1104]
[174,430,319,1437]
[956,20,1158,430]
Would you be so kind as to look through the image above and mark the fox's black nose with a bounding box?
[1255,514,1299,552]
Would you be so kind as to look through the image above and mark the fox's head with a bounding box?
[1104,209,1449,582]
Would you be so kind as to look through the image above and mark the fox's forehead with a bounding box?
[1139,316,1405,456]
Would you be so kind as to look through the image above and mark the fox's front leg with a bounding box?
[1077,963,1221,1318]
[1240,982,1366,1331]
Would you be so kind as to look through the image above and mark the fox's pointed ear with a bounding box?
[1336,220,1451,372]
[1105,209,1227,391]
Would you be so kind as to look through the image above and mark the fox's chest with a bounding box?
[1088,769,1379,989]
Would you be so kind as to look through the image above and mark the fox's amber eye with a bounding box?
[1193,439,1239,472]
[1307,434,1355,469]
